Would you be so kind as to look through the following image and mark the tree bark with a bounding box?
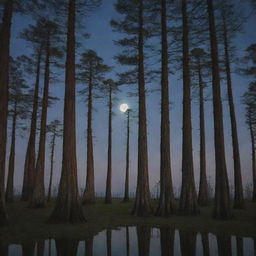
[249,120,256,202]
[105,86,112,204]
[5,101,17,203]
[0,0,13,226]
[123,110,130,202]
[197,59,209,206]
[207,0,232,219]
[83,64,95,204]
[222,19,244,209]
[30,38,51,208]
[179,0,198,215]
[48,0,86,223]
[155,0,176,217]
[131,0,151,217]
[47,131,56,202]
[21,47,42,201]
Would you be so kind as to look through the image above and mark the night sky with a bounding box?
[7,0,256,197]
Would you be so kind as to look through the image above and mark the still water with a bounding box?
[2,226,256,255]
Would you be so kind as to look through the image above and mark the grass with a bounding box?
[0,198,256,245]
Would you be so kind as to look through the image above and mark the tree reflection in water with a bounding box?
[179,230,197,256]
[217,234,232,256]
[136,226,151,256]
[55,238,79,256]
[160,226,175,256]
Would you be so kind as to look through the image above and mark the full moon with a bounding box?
[120,103,129,113]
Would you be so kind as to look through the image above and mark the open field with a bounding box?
[0,198,255,245]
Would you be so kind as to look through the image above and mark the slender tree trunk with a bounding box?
[123,111,130,202]
[222,20,244,209]
[47,131,56,202]
[155,0,176,217]
[207,0,232,219]
[249,120,256,202]
[132,0,151,217]
[216,235,232,256]
[83,66,95,204]
[5,102,17,203]
[136,226,151,256]
[179,0,198,215]
[21,47,42,201]
[48,0,86,223]
[105,87,112,204]
[30,39,51,208]
[106,229,112,256]
[0,0,13,226]
[197,61,209,206]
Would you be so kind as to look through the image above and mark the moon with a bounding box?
[120,103,129,113]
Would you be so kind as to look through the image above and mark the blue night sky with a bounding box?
[7,0,256,197]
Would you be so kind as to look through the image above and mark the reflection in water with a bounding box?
[137,226,151,256]
[36,240,44,256]
[201,232,210,256]
[160,227,174,256]
[217,234,232,256]
[22,241,35,256]
[85,237,93,256]
[4,226,255,255]
[55,239,79,256]
[236,237,244,256]
[180,230,196,256]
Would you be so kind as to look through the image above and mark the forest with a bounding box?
[0,0,256,254]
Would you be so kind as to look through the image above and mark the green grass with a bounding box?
[0,198,256,245]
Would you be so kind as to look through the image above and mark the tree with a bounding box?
[112,0,153,217]
[218,0,245,209]
[78,50,110,204]
[179,0,199,216]
[160,227,175,256]
[30,19,63,208]
[153,0,176,217]
[48,0,86,223]
[136,226,151,256]
[106,230,112,256]
[5,58,30,203]
[243,82,256,202]
[55,239,79,256]
[102,79,119,204]
[190,47,210,206]
[46,119,62,202]
[0,0,13,226]
[207,0,232,219]
[179,230,196,256]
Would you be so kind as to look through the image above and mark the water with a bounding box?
[2,226,255,255]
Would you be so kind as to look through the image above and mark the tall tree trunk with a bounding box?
[105,86,112,204]
[83,65,95,204]
[155,0,176,217]
[160,227,175,256]
[30,39,51,208]
[106,229,112,256]
[197,61,209,206]
[123,111,130,202]
[55,239,79,256]
[5,101,17,203]
[136,226,151,256]
[216,234,232,256]
[249,120,256,202]
[207,0,232,219]
[48,0,86,223]
[131,0,151,217]
[47,131,56,202]
[21,47,42,201]
[0,0,13,226]
[179,0,198,215]
[222,19,244,209]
